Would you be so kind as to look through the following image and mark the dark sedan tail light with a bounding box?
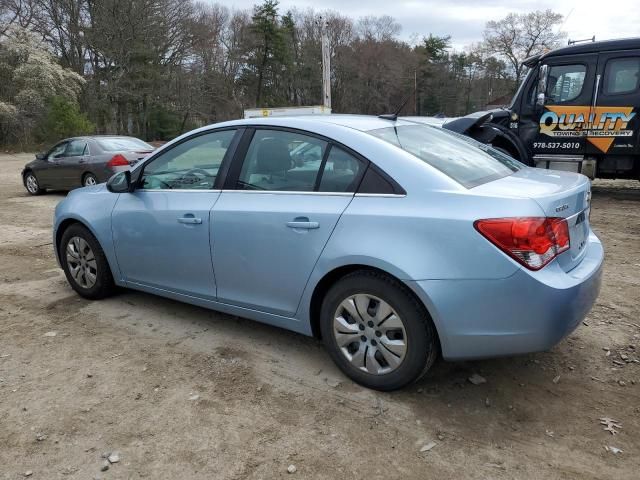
[107,154,129,167]
[474,217,570,270]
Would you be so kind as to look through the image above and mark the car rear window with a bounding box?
[368,124,523,188]
[96,137,153,152]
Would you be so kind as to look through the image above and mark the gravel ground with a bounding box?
[1,152,639,479]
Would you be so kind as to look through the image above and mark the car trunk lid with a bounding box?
[120,150,153,166]
[473,168,591,272]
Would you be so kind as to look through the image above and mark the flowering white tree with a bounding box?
[0,25,85,145]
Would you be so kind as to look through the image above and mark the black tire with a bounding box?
[24,171,44,195]
[320,270,438,391]
[60,224,115,300]
[82,173,98,187]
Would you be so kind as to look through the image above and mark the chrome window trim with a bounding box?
[136,189,222,193]
[132,190,405,197]
[354,193,406,198]
[221,189,353,197]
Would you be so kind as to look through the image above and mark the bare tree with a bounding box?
[1,0,36,36]
[483,9,565,84]
[356,15,400,42]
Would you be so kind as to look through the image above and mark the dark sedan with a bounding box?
[22,136,154,195]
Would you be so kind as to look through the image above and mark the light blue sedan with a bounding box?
[53,115,603,390]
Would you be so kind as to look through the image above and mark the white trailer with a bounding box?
[243,106,331,119]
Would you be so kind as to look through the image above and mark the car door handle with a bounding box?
[286,219,319,229]
[178,216,202,225]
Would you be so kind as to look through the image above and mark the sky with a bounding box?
[218,0,640,51]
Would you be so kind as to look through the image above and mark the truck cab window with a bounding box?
[546,64,586,103]
[604,58,640,95]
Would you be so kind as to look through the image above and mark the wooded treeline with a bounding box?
[0,0,564,147]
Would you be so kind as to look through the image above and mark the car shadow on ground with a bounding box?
[90,283,595,402]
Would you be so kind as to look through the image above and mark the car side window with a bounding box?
[604,57,640,95]
[237,130,327,191]
[318,146,363,193]
[47,142,68,160]
[141,130,236,190]
[546,64,586,103]
[65,140,87,157]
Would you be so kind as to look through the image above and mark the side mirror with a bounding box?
[106,170,132,193]
[536,64,549,107]
[35,153,45,160]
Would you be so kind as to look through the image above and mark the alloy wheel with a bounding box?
[84,175,97,186]
[332,294,407,375]
[66,236,97,288]
[26,174,39,194]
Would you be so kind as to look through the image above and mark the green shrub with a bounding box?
[147,105,182,141]
[38,96,94,141]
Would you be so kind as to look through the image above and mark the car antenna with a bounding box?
[378,94,412,121]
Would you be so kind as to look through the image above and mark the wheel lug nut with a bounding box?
[375,330,382,337]
[371,339,378,347]
[367,321,374,328]
[360,335,367,343]
[358,324,365,331]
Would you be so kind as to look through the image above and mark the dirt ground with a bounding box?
[0,152,638,480]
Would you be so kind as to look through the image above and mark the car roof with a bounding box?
[400,116,448,127]
[61,135,146,142]
[218,114,419,133]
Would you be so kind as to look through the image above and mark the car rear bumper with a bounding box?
[409,230,604,360]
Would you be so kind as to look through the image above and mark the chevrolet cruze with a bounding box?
[53,115,603,390]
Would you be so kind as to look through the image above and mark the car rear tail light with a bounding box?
[474,217,570,270]
[107,154,129,167]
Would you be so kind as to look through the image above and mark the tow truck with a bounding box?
[454,38,640,180]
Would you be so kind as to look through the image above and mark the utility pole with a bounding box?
[414,68,418,115]
[320,18,331,110]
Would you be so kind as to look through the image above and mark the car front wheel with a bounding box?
[24,172,44,195]
[320,270,438,391]
[60,224,115,299]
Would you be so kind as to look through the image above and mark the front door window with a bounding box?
[47,142,68,160]
[546,64,586,104]
[141,130,236,190]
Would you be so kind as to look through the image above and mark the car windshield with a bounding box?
[96,137,153,152]
[368,124,523,188]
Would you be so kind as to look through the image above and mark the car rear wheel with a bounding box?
[320,270,438,391]
[60,224,115,300]
[83,173,98,187]
[24,172,44,195]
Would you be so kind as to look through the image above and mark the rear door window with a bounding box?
[604,57,640,95]
[318,146,364,193]
[65,140,87,157]
[237,130,328,191]
[368,125,522,188]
